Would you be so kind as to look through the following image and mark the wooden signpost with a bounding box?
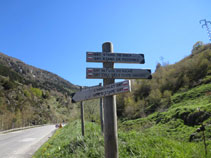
[102,42,117,158]
[86,68,152,79]
[71,80,131,103]
[86,52,145,64]
[99,83,104,134]
[80,87,85,136]
[71,42,151,158]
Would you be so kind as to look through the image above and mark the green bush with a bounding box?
[23,89,31,98]
[30,87,42,97]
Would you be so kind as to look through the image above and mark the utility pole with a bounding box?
[200,19,211,42]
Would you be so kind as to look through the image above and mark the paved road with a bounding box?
[0,125,56,158]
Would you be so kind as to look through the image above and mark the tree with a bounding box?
[16,109,22,127]
[192,41,204,54]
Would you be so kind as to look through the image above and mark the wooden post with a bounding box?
[103,42,118,158]
[80,86,85,136]
[99,83,104,134]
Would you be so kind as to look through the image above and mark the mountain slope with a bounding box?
[0,52,78,95]
[117,42,211,119]
[0,52,79,130]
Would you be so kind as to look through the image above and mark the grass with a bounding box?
[33,121,104,158]
[118,131,206,158]
[33,120,210,158]
[171,83,211,104]
[34,83,211,158]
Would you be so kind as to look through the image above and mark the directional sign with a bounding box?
[86,68,152,79]
[86,52,145,64]
[71,80,131,103]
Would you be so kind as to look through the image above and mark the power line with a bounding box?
[200,19,211,42]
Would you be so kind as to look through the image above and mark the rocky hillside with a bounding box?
[0,52,78,95]
[0,52,79,130]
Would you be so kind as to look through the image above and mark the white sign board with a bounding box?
[71,80,131,103]
[86,52,145,64]
[86,68,152,79]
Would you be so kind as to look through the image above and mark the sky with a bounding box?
[0,0,210,86]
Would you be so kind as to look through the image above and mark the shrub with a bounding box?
[30,87,42,97]
[2,80,15,90]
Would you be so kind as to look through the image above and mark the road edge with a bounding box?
[27,128,56,158]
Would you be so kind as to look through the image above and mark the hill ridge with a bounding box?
[0,52,79,94]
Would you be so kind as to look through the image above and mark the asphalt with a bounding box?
[0,125,56,158]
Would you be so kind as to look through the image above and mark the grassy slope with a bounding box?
[121,83,211,140]
[33,121,208,158]
[34,122,208,158]
[34,83,211,158]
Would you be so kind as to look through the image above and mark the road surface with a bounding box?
[0,125,56,158]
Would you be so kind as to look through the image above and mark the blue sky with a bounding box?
[0,0,210,86]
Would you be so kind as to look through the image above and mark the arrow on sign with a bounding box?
[86,52,145,64]
[71,80,131,103]
[86,68,152,79]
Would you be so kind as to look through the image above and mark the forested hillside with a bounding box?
[117,42,211,120]
[0,52,79,130]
